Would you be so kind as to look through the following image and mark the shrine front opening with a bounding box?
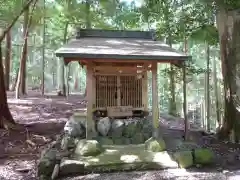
[55,28,190,144]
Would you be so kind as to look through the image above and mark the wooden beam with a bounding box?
[152,62,159,138]
[86,63,97,139]
[63,57,180,65]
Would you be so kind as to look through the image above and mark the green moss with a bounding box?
[75,140,103,157]
[74,144,178,171]
[113,138,124,145]
[173,151,193,168]
[194,148,214,164]
[131,133,145,144]
[123,123,137,138]
[145,137,166,152]
[99,137,114,145]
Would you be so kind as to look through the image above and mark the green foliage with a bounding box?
[0,0,226,130]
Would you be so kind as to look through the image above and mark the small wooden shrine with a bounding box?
[55,29,190,139]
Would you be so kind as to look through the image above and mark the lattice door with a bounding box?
[120,76,142,108]
[96,75,143,109]
[96,75,118,108]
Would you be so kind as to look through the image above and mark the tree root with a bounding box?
[0,116,18,130]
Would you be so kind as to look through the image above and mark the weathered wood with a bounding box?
[86,63,96,139]
[151,62,159,138]
[142,71,148,111]
[107,106,133,118]
[63,57,179,65]
[183,63,188,140]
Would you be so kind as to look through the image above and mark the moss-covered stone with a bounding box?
[75,144,178,172]
[131,133,144,144]
[75,140,103,157]
[123,122,137,138]
[113,138,124,145]
[99,137,114,145]
[123,138,131,145]
[38,149,58,177]
[145,137,166,152]
[61,135,76,150]
[143,132,151,141]
[59,159,85,176]
[109,120,125,138]
[173,151,193,168]
[194,148,214,164]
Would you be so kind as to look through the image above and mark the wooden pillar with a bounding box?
[117,76,121,106]
[86,64,96,139]
[142,71,148,112]
[152,62,159,138]
[182,63,188,140]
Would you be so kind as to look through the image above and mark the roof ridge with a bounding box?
[76,28,156,40]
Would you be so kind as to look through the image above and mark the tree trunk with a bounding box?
[15,0,38,98]
[0,45,15,128]
[4,31,11,90]
[58,22,69,96]
[41,0,46,95]
[169,64,177,115]
[10,68,19,91]
[0,0,36,128]
[205,42,210,131]
[216,7,240,142]
[212,54,221,128]
[15,6,30,98]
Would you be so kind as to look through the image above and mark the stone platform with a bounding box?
[64,113,152,145]
[37,113,215,180]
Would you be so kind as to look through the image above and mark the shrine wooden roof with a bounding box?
[55,29,190,62]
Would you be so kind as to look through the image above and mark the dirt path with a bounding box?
[0,91,239,180]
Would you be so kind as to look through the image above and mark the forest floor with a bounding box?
[1,91,240,180]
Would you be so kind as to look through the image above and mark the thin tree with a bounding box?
[4,31,11,90]
[0,0,36,128]
[15,0,38,99]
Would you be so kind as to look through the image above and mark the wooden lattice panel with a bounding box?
[120,76,142,108]
[96,75,118,108]
[95,74,143,109]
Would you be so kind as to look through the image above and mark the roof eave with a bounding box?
[55,52,191,61]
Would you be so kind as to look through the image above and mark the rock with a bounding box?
[173,151,193,168]
[39,175,48,180]
[64,114,86,137]
[38,149,58,177]
[131,133,144,144]
[97,117,111,136]
[51,164,60,180]
[61,135,76,150]
[109,119,125,138]
[194,148,214,164]
[98,137,114,145]
[113,137,124,145]
[59,159,85,176]
[75,139,103,156]
[40,148,58,160]
[142,117,152,137]
[187,130,205,143]
[152,151,178,168]
[143,132,152,141]
[145,137,166,152]
[176,142,200,151]
[123,138,131,145]
[123,121,137,138]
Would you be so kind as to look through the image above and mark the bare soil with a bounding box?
[0,91,240,180]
